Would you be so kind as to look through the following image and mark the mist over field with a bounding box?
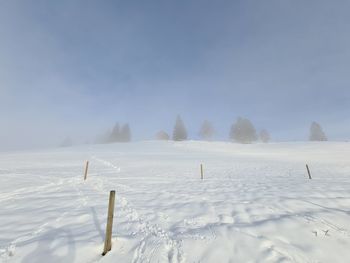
[1,0,349,150]
[1,2,350,262]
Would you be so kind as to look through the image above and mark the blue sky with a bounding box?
[1,0,350,150]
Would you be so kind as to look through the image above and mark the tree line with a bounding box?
[164,115,267,143]
[156,115,327,143]
[61,117,328,147]
[94,123,132,144]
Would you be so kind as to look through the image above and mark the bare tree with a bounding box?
[199,120,215,140]
[173,115,187,141]
[309,122,327,141]
[155,131,170,140]
[260,129,270,143]
[229,117,257,143]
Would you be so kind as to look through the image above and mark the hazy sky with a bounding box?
[1,0,350,150]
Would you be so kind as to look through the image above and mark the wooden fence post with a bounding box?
[102,190,116,256]
[84,161,89,180]
[306,164,312,179]
[200,164,204,180]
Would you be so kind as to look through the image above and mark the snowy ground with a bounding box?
[0,141,350,263]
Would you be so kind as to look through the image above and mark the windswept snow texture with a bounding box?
[1,141,350,263]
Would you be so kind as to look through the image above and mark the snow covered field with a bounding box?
[0,141,350,263]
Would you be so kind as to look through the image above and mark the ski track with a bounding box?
[90,155,185,263]
[91,155,348,263]
[1,142,350,262]
[0,177,89,261]
[89,155,319,263]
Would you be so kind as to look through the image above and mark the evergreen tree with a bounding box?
[309,122,327,141]
[109,123,120,142]
[120,123,131,142]
[173,115,187,141]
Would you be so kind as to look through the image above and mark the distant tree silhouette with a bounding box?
[155,131,170,140]
[109,123,120,142]
[199,120,215,140]
[106,122,131,143]
[120,123,131,142]
[260,129,270,143]
[309,122,327,141]
[229,117,257,143]
[173,115,187,141]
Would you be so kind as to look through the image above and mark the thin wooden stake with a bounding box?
[200,164,204,180]
[102,190,116,256]
[306,164,312,179]
[84,161,89,180]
